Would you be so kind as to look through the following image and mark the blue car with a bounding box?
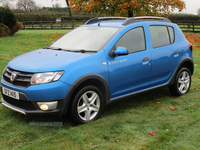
[0,17,194,124]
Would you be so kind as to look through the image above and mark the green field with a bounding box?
[0,30,200,150]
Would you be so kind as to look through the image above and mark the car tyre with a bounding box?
[169,68,191,96]
[70,86,104,124]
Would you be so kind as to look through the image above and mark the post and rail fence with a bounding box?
[21,20,200,32]
[173,20,200,33]
[21,20,86,30]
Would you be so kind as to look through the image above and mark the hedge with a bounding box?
[168,14,200,22]
[0,23,10,37]
[0,7,17,29]
[14,12,69,21]
[61,16,92,21]
[42,7,69,12]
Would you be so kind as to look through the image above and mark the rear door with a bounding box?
[149,25,180,87]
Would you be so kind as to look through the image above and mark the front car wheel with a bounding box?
[70,86,104,124]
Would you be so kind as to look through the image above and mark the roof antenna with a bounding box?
[98,20,101,26]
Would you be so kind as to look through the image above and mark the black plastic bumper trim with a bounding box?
[1,97,65,115]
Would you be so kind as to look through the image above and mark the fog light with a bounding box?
[40,104,48,110]
[37,101,58,111]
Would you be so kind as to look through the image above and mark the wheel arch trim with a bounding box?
[168,57,193,86]
[61,74,110,115]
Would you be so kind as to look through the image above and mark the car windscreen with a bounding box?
[49,26,120,52]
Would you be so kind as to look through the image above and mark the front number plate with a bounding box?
[2,87,20,100]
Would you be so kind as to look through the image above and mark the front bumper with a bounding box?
[1,96,65,115]
[1,77,71,101]
[0,80,71,115]
[0,82,69,115]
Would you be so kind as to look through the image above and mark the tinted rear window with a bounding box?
[150,26,171,48]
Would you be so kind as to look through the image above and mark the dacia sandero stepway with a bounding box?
[1,17,194,124]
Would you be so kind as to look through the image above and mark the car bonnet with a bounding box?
[7,49,91,72]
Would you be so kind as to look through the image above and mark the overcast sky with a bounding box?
[176,0,200,15]
[10,0,200,15]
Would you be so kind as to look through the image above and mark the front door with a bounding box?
[107,27,151,99]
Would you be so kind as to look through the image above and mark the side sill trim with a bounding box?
[1,98,26,115]
[110,83,167,103]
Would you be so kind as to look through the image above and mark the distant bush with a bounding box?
[61,16,92,21]
[0,23,10,37]
[42,7,69,12]
[168,14,200,22]
[0,7,17,29]
[10,22,22,36]
[15,13,34,21]
[13,10,97,22]
[14,12,68,21]
[0,7,21,37]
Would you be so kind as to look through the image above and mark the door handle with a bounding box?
[174,51,179,57]
[142,57,149,65]
[174,51,179,55]
[142,57,149,62]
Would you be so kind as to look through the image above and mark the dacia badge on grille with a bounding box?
[10,72,18,82]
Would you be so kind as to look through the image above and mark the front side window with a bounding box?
[115,27,146,53]
[149,26,174,48]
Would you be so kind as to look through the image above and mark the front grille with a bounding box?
[3,95,36,110]
[3,67,34,88]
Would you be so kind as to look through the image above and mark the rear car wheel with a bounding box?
[169,68,191,96]
[70,86,104,124]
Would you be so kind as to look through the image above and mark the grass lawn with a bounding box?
[0,30,200,150]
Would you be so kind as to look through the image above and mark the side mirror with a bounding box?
[109,47,128,57]
[114,47,128,55]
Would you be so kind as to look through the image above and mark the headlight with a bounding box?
[30,71,64,85]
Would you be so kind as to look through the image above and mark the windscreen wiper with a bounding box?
[49,47,62,50]
[44,47,71,51]
[72,49,97,53]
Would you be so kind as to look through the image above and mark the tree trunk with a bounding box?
[65,0,72,17]
[128,9,133,17]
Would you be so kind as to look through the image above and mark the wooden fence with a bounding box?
[172,20,200,33]
[22,20,87,30]
[21,20,200,32]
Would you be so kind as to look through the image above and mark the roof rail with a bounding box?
[85,17,127,25]
[122,16,171,25]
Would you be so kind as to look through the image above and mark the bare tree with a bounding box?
[16,0,38,11]
[0,0,14,6]
[65,0,71,17]
[51,0,72,17]
[1,1,15,9]
[198,8,200,15]
[0,0,10,4]
[52,3,61,8]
